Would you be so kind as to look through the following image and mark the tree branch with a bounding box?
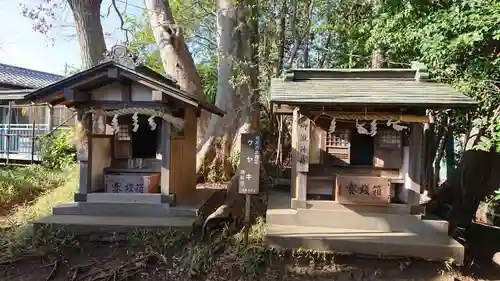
[112,0,130,42]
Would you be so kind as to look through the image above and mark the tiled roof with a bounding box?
[0,63,63,89]
[270,68,476,108]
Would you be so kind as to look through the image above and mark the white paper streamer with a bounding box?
[97,115,105,133]
[387,120,408,131]
[328,118,336,133]
[356,120,370,135]
[148,116,157,131]
[132,112,139,132]
[370,120,378,136]
[111,114,119,133]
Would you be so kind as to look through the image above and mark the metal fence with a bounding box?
[0,123,51,162]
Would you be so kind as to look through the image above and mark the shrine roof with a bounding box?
[25,61,225,116]
[270,67,476,109]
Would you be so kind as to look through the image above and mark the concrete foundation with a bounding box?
[266,190,464,265]
[34,215,195,237]
[52,202,198,217]
[35,201,202,238]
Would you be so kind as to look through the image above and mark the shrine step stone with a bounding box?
[265,224,464,265]
[52,202,198,217]
[303,200,411,214]
[34,215,195,239]
[266,208,448,235]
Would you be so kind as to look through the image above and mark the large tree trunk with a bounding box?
[195,0,258,177]
[196,0,260,229]
[67,0,106,68]
[145,0,210,143]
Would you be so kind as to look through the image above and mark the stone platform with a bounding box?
[265,191,464,265]
[34,202,201,238]
[34,214,195,236]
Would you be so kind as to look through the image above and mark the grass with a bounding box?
[0,165,78,261]
[0,164,74,211]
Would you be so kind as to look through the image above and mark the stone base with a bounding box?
[34,215,195,239]
[267,190,464,265]
[52,202,199,217]
[266,224,464,265]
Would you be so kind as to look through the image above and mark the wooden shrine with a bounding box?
[25,46,224,207]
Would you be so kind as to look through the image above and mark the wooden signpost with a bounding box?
[296,117,310,172]
[240,134,261,245]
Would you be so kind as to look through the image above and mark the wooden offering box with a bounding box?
[335,175,391,205]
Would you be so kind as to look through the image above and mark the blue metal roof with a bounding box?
[0,63,63,89]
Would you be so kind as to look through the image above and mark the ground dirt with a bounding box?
[1,178,499,280]
[1,239,499,281]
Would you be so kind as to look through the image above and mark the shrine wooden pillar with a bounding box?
[75,110,92,202]
[160,119,171,203]
[406,123,423,206]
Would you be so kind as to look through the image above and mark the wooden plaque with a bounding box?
[296,117,310,172]
[335,175,391,205]
[105,173,160,193]
[239,134,261,194]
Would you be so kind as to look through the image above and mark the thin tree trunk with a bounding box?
[302,0,314,68]
[67,0,106,68]
[273,0,286,76]
[370,0,384,69]
[249,0,260,131]
[287,0,300,68]
[371,46,385,68]
[319,33,331,68]
[145,0,210,142]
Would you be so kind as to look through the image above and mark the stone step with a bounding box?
[34,215,195,238]
[265,224,464,265]
[303,201,412,214]
[52,202,198,217]
[266,208,448,235]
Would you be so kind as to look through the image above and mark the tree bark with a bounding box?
[287,0,300,68]
[67,0,106,68]
[194,0,237,177]
[370,0,385,69]
[145,0,210,142]
[302,0,315,68]
[196,0,259,177]
[273,0,286,76]
[319,33,331,68]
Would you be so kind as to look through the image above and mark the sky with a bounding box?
[0,0,145,75]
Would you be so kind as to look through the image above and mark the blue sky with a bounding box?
[0,0,145,75]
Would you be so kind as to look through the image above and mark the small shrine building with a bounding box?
[266,64,476,264]
[26,46,224,230]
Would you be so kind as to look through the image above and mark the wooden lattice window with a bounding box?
[325,129,351,165]
[116,124,131,141]
[326,130,350,147]
[377,130,402,148]
[373,129,403,168]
